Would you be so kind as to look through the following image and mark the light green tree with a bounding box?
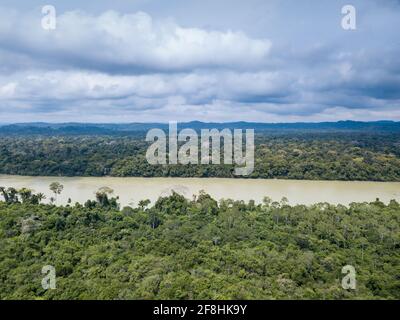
[49,182,64,203]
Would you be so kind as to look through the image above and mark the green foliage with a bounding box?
[49,182,63,195]
[0,187,45,205]
[0,191,399,300]
[0,132,400,181]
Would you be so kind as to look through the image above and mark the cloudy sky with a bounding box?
[0,0,399,123]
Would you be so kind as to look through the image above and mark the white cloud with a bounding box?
[0,69,289,101]
[0,9,271,72]
[0,82,17,98]
[0,2,399,123]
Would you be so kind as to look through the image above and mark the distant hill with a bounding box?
[0,121,399,135]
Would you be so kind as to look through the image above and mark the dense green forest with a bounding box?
[0,188,399,299]
[1,124,399,299]
[1,131,400,181]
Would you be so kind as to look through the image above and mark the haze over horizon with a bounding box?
[1,120,400,125]
[0,0,399,123]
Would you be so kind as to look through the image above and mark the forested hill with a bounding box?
[1,121,400,135]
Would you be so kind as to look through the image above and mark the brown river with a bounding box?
[1,175,399,207]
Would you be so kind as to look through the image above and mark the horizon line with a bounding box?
[1,120,399,125]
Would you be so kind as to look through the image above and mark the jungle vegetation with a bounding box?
[0,131,400,181]
[0,187,399,300]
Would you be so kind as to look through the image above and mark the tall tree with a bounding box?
[49,182,64,203]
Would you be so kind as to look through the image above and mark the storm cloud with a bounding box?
[0,0,399,122]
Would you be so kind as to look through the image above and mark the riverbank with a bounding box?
[1,175,399,207]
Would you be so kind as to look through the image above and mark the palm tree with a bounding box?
[7,188,19,203]
[138,199,151,210]
[49,182,64,203]
[0,187,9,203]
[18,188,33,204]
[37,193,46,204]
